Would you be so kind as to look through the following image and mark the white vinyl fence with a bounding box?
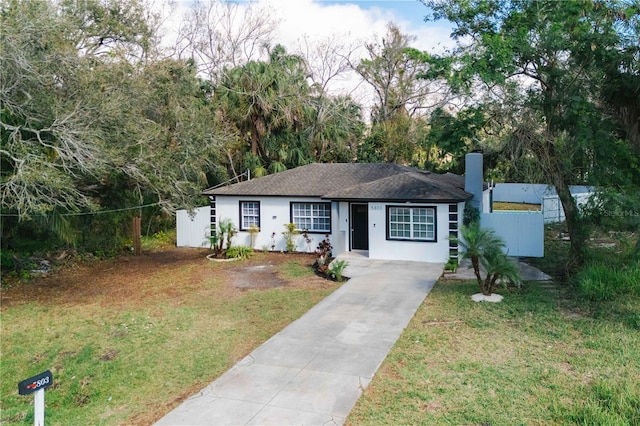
[492,183,595,224]
[176,206,210,248]
[493,183,593,204]
[481,212,544,257]
[542,193,593,224]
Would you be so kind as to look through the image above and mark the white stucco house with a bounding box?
[202,162,475,263]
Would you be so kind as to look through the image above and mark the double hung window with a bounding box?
[387,206,436,241]
[240,201,260,230]
[291,202,331,233]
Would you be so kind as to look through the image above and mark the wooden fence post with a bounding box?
[133,216,142,255]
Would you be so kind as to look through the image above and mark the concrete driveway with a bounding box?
[155,253,443,426]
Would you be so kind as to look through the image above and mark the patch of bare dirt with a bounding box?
[228,264,285,290]
[0,248,326,309]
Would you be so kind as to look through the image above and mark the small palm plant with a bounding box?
[327,259,348,282]
[458,221,521,296]
[208,218,237,258]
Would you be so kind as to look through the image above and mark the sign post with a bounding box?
[18,370,53,426]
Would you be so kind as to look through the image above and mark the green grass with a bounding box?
[278,260,318,279]
[348,224,640,425]
[347,280,640,425]
[1,257,337,425]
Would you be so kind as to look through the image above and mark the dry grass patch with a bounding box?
[493,201,542,211]
[1,249,338,425]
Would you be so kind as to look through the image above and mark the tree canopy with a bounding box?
[3,0,637,267]
[423,0,640,272]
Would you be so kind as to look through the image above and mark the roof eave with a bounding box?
[204,192,328,198]
[321,196,472,203]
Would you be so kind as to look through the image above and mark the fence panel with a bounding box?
[481,212,544,257]
[542,193,592,223]
[176,206,211,248]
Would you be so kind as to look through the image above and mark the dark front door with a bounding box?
[351,203,369,250]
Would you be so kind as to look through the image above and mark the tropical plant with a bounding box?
[225,245,253,259]
[208,218,237,257]
[282,223,299,252]
[220,219,237,251]
[458,221,520,296]
[444,257,458,273]
[215,45,312,175]
[327,259,348,282]
[314,234,333,274]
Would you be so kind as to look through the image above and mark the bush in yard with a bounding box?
[444,257,458,272]
[458,221,521,296]
[314,234,333,274]
[225,246,253,259]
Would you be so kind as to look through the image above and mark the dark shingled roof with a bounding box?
[203,163,472,202]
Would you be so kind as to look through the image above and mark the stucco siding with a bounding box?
[334,202,349,256]
[215,196,335,253]
[367,202,452,263]
[213,196,459,262]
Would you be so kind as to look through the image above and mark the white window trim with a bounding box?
[239,201,260,231]
[386,206,437,242]
[290,202,331,233]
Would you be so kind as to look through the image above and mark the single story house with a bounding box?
[202,162,476,263]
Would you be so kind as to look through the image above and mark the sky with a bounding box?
[261,0,456,110]
[261,0,455,53]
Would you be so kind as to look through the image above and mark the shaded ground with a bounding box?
[1,248,327,308]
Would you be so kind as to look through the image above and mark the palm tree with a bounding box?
[458,221,521,296]
[216,45,311,175]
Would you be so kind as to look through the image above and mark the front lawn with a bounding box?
[348,240,640,426]
[1,250,338,425]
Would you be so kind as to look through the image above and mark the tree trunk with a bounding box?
[482,274,493,296]
[552,172,587,276]
[471,255,485,294]
[250,120,259,156]
[529,118,588,277]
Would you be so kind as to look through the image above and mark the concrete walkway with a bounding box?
[442,258,552,282]
[155,253,442,425]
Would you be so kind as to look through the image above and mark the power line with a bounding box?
[203,170,250,191]
[0,201,168,218]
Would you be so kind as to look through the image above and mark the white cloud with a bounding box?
[263,0,390,44]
